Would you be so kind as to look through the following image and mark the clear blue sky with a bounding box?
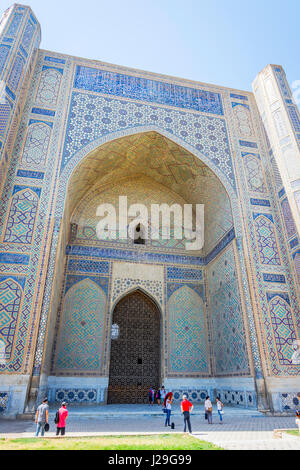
[2,0,300,92]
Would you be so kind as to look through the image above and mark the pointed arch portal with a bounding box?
[108,290,161,404]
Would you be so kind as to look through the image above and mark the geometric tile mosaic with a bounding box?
[172,389,208,403]
[215,389,256,408]
[1,4,300,417]
[0,392,9,413]
[55,279,106,373]
[74,66,224,115]
[112,277,163,306]
[253,214,281,265]
[279,392,300,411]
[21,122,52,167]
[242,153,267,193]
[3,188,38,244]
[207,244,250,376]
[267,293,298,365]
[167,285,210,374]
[61,93,234,190]
[54,388,97,404]
[0,278,22,363]
[35,67,62,107]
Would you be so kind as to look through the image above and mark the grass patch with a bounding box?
[0,434,223,450]
[285,430,300,437]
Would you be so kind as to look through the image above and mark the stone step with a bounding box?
[46,406,263,419]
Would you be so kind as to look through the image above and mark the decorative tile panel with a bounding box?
[0,392,9,413]
[168,285,210,374]
[74,66,224,115]
[207,244,250,376]
[242,153,267,193]
[3,188,39,244]
[267,293,298,365]
[35,67,62,106]
[55,279,107,373]
[253,214,281,265]
[0,278,23,363]
[54,388,97,403]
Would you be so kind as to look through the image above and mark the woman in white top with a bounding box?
[204,396,213,424]
[295,410,300,433]
[216,397,223,424]
[164,393,173,427]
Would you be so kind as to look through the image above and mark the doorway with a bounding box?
[108,290,161,404]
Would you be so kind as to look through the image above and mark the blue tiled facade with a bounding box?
[0,3,299,415]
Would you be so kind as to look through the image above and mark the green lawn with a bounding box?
[0,434,223,450]
[285,430,300,437]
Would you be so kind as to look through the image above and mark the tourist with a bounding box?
[216,397,224,424]
[156,388,161,405]
[181,394,193,433]
[165,393,173,427]
[56,401,68,436]
[296,409,300,434]
[35,397,49,437]
[204,396,213,424]
[148,387,155,406]
[161,386,167,405]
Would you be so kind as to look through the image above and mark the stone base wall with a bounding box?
[46,376,108,405]
[0,375,30,418]
[164,377,257,408]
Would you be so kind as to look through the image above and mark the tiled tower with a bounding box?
[0,4,41,190]
[253,66,300,286]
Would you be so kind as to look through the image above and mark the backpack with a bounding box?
[54,410,60,424]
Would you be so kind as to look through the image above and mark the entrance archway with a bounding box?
[108,290,161,404]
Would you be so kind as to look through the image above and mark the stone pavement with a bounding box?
[0,405,299,450]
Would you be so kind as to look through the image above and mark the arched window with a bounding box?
[111,323,119,340]
[134,223,145,245]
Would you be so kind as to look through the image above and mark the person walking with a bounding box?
[156,388,161,405]
[204,396,213,424]
[295,409,300,434]
[148,387,155,406]
[164,393,173,427]
[35,397,49,437]
[56,401,68,436]
[161,386,167,406]
[216,397,224,424]
[181,394,193,434]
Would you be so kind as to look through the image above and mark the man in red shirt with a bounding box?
[56,401,68,436]
[181,394,193,434]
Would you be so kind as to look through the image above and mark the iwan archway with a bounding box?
[33,130,261,409]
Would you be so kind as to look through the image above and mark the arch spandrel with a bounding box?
[60,130,237,256]
[57,127,238,221]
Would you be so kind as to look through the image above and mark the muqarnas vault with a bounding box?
[0,3,300,417]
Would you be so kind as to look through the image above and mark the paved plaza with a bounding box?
[0,405,299,450]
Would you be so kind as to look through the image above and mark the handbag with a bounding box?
[44,423,50,432]
[54,410,59,424]
[163,407,167,413]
